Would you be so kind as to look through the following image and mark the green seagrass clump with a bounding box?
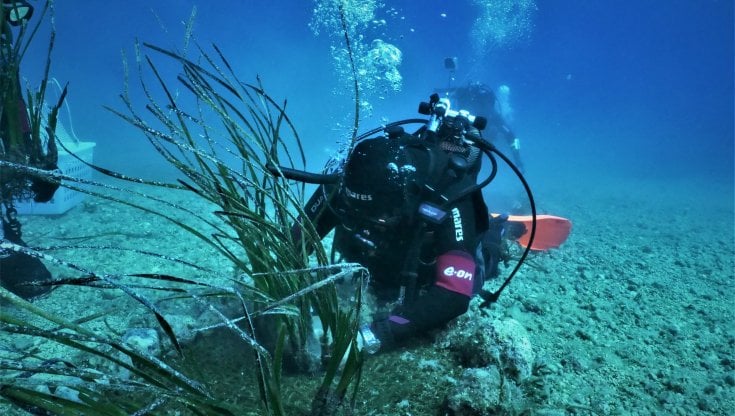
[1,10,368,416]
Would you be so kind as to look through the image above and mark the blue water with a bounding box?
[19,0,733,196]
[8,2,733,413]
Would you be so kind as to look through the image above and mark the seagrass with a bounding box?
[1,4,369,415]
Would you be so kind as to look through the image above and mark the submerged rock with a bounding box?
[443,367,530,415]
[444,315,535,382]
[439,304,553,414]
[122,328,161,357]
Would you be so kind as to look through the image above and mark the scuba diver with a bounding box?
[439,58,525,174]
[1,0,58,299]
[444,81,525,174]
[275,93,539,355]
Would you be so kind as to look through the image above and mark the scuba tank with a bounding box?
[268,93,538,306]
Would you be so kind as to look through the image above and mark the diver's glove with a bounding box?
[510,137,521,151]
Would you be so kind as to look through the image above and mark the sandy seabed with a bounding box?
[2,171,733,415]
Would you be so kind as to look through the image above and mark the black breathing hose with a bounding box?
[442,145,498,206]
[473,137,537,306]
[266,164,339,185]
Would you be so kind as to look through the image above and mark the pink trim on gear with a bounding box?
[389,315,410,325]
[434,250,475,297]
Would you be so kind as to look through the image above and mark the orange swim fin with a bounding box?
[492,214,572,251]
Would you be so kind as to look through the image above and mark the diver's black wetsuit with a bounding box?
[296,135,491,351]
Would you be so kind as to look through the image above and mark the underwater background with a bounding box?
[22,0,732,187]
[6,0,734,415]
